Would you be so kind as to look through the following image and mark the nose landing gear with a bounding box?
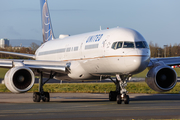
[109,74,131,104]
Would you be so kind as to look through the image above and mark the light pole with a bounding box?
[164,45,167,57]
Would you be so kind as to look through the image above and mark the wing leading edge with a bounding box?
[0,51,35,59]
[0,59,69,74]
[148,57,180,67]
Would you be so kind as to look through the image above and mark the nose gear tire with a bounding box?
[117,94,122,104]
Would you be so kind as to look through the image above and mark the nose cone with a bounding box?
[124,49,150,74]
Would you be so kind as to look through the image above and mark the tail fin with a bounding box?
[40,0,55,43]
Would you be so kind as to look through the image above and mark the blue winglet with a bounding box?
[40,0,55,43]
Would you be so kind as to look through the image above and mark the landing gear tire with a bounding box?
[124,95,129,104]
[42,92,50,102]
[117,94,122,104]
[109,91,118,101]
[34,71,54,102]
[116,94,129,104]
[33,92,50,102]
[33,92,40,102]
[109,74,131,104]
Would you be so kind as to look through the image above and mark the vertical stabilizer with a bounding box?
[40,0,55,43]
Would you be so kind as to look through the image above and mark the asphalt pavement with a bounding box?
[0,93,180,120]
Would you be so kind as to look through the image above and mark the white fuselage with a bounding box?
[35,27,150,80]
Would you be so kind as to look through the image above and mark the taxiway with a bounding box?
[0,93,180,120]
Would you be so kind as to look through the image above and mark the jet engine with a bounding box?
[145,64,177,92]
[4,67,35,93]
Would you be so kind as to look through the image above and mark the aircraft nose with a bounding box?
[124,50,150,74]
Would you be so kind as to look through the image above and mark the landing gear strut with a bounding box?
[109,74,131,104]
[33,71,55,102]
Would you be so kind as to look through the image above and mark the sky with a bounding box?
[0,0,180,47]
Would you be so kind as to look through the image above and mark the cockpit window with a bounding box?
[135,41,149,48]
[117,42,123,49]
[143,41,149,48]
[135,41,145,48]
[123,42,134,48]
[111,42,117,49]
[111,42,123,50]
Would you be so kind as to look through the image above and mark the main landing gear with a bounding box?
[109,74,131,104]
[33,71,55,102]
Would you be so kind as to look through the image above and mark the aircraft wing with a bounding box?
[148,57,180,67]
[0,51,35,59]
[0,51,69,74]
[0,59,69,73]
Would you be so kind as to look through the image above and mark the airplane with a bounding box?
[0,0,180,104]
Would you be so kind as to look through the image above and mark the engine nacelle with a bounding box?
[4,67,35,93]
[145,65,177,92]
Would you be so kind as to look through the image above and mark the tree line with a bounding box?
[0,42,39,59]
[149,42,180,58]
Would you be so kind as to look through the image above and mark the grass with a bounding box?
[1,82,180,94]
[0,68,9,79]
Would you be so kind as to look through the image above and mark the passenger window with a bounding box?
[66,47,71,52]
[111,42,117,49]
[74,46,78,51]
[123,42,134,48]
